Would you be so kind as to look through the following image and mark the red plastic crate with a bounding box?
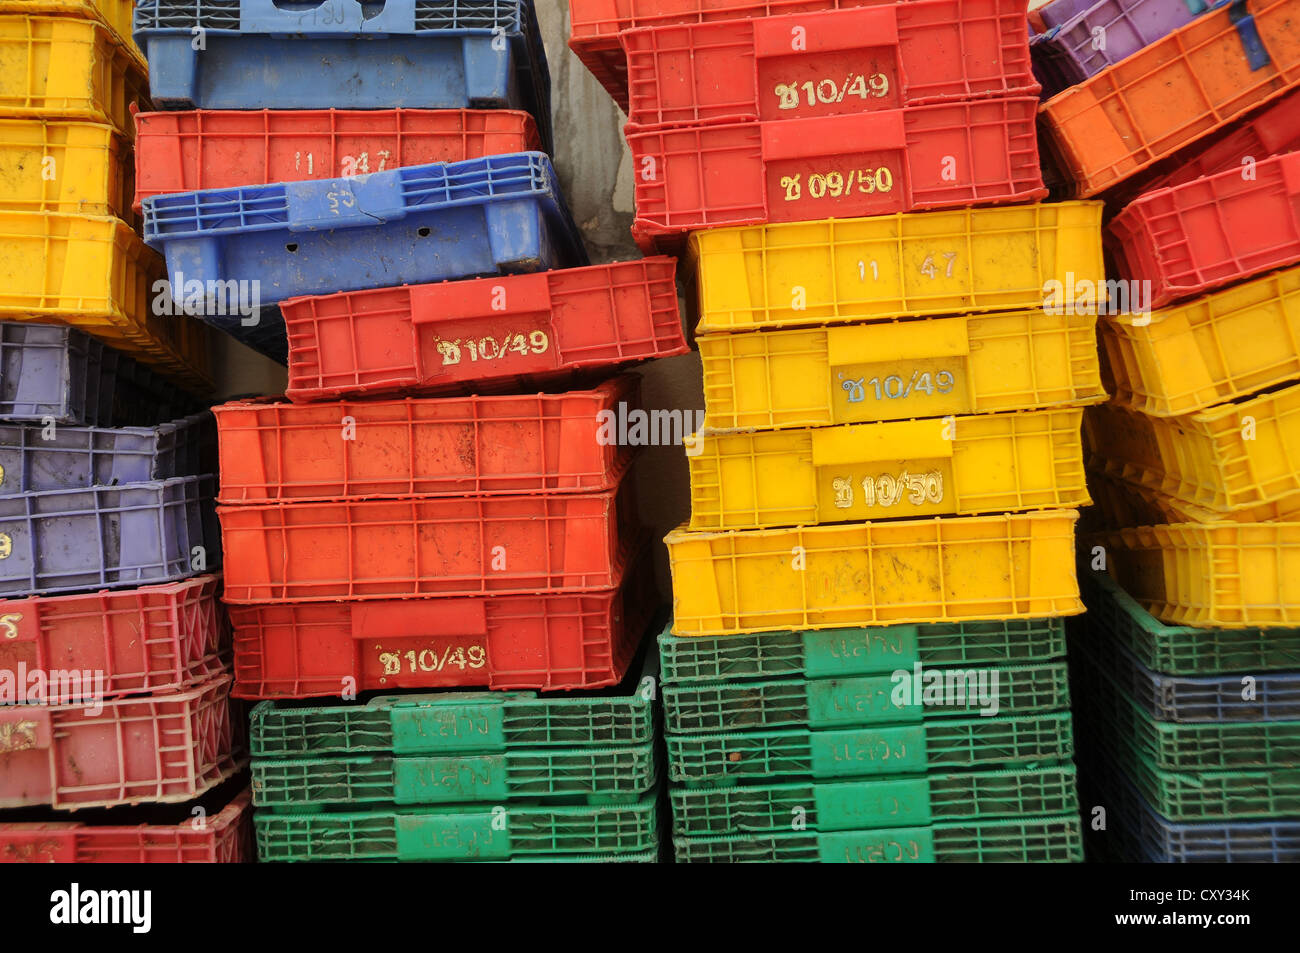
[1109,151,1300,309]
[0,576,228,705]
[621,1,1037,128]
[229,547,655,697]
[213,376,639,504]
[627,96,1045,237]
[132,109,541,209]
[0,674,241,810]
[0,786,253,863]
[281,259,687,402]
[218,477,639,603]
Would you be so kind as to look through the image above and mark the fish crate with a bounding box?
[0,119,131,220]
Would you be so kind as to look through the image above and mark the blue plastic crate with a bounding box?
[141,152,585,361]
[132,0,554,152]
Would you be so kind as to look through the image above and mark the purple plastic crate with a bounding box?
[0,475,220,597]
[0,413,216,497]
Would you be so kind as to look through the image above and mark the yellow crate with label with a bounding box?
[687,407,1090,530]
[686,202,1105,333]
[666,509,1083,636]
[0,119,130,218]
[699,309,1106,430]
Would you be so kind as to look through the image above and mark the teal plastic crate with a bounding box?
[658,617,1066,683]
[667,712,1075,787]
[663,662,1068,733]
[673,814,1083,862]
[671,764,1078,835]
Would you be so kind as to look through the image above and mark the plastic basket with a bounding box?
[254,790,660,861]
[0,673,241,810]
[214,376,637,504]
[132,0,554,152]
[667,509,1083,636]
[627,97,1046,238]
[686,200,1104,331]
[1039,0,1300,197]
[620,1,1037,128]
[0,0,145,59]
[698,309,1105,430]
[673,813,1084,861]
[657,615,1068,682]
[229,550,656,698]
[686,406,1089,530]
[0,119,131,219]
[671,764,1078,835]
[133,108,541,210]
[282,258,687,402]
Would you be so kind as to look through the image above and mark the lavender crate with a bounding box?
[0,414,216,497]
[0,475,220,597]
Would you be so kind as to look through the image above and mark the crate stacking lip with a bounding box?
[1039,0,1300,197]
[1079,567,1300,676]
[673,814,1084,862]
[671,764,1079,835]
[282,258,687,402]
[218,475,637,603]
[1099,265,1300,417]
[0,322,203,427]
[132,0,554,151]
[667,712,1075,787]
[0,673,240,810]
[141,152,586,363]
[0,574,226,704]
[627,97,1046,237]
[1087,461,1300,525]
[254,790,660,862]
[1109,151,1300,309]
[664,662,1070,733]
[667,509,1083,637]
[0,475,217,598]
[0,15,147,138]
[1086,379,1300,514]
[1099,521,1300,627]
[698,309,1106,431]
[0,211,215,392]
[686,201,1105,332]
[0,786,252,863]
[686,406,1090,530]
[133,108,542,210]
[214,376,638,504]
[0,119,131,220]
[620,0,1038,128]
[229,546,655,697]
[0,412,214,496]
[657,616,1068,682]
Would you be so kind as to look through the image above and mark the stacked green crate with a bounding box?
[250,653,664,863]
[661,618,1084,862]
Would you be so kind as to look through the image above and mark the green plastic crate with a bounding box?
[671,764,1079,835]
[663,662,1068,733]
[667,712,1075,787]
[673,814,1083,862]
[658,617,1066,683]
[254,792,661,862]
[1080,569,1300,675]
[252,744,659,809]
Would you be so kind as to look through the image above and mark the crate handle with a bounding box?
[0,707,52,753]
[761,112,906,162]
[409,273,553,324]
[240,0,419,33]
[810,419,954,467]
[752,8,898,57]
[350,599,489,639]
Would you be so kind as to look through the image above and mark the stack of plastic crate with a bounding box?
[0,0,214,392]
[0,322,248,864]
[569,0,1108,862]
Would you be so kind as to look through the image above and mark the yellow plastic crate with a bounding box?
[0,0,145,63]
[685,202,1105,333]
[686,407,1091,531]
[0,16,148,137]
[698,309,1107,430]
[1101,266,1300,417]
[1100,522,1300,628]
[0,119,130,218]
[1085,381,1300,514]
[0,210,212,391]
[1085,469,1300,531]
[666,509,1083,636]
